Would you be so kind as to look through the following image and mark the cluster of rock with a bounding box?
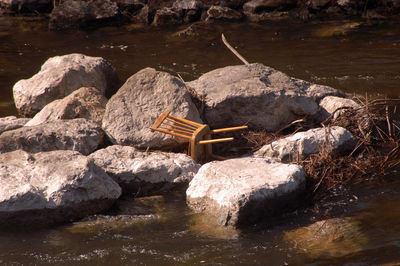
[0,53,361,229]
[1,0,399,30]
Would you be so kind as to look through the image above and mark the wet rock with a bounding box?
[49,0,119,30]
[255,126,356,162]
[89,145,200,195]
[0,116,30,134]
[283,217,368,258]
[152,7,182,26]
[308,0,331,10]
[186,63,340,131]
[26,87,107,127]
[102,68,201,149]
[319,95,361,120]
[186,157,306,227]
[0,0,53,13]
[13,53,119,117]
[0,150,121,228]
[172,0,203,23]
[205,5,244,21]
[172,21,216,38]
[243,0,297,13]
[131,4,150,24]
[0,118,103,155]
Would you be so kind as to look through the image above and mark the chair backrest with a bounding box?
[150,110,203,140]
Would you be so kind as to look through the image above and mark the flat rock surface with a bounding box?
[13,53,119,117]
[0,118,103,155]
[89,145,200,195]
[186,63,340,131]
[0,116,30,134]
[26,87,107,126]
[102,67,201,149]
[186,157,306,227]
[0,150,121,227]
[255,126,356,162]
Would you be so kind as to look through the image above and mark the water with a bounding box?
[0,17,399,264]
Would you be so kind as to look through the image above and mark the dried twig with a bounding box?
[221,34,249,65]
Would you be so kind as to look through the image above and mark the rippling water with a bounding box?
[0,17,399,265]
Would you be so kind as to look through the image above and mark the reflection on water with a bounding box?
[1,18,400,116]
[0,18,399,264]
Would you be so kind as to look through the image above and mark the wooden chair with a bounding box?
[150,110,248,162]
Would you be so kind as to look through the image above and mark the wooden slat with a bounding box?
[168,114,204,127]
[152,128,191,140]
[159,126,193,136]
[163,123,195,134]
[152,110,171,129]
[165,118,198,131]
[210,125,248,134]
[197,137,234,145]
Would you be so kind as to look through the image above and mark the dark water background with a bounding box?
[0,17,399,265]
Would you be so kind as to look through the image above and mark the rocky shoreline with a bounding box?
[1,0,399,30]
[0,53,398,230]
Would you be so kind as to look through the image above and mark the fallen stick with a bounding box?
[221,33,249,65]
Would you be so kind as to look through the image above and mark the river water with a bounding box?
[0,17,399,265]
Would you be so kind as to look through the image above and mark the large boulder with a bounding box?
[255,126,356,162]
[172,0,203,23]
[13,53,119,117]
[186,63,340,131]
[186,157,306,227]
[0,150,121,228]
[152,7,183,26]
[89,145,200,195]
[26,87,107,127]
[102,67,202,149]
[0,116,30,134]
[0,118,103,155]
[49,0,119,30]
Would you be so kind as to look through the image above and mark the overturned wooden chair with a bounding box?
[150,110,248,162]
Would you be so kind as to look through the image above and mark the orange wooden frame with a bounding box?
[151,110,248,162]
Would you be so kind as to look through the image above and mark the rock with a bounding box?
[205,5,244,21]
[0,118,103,155]
[172,0,203,23]
[186,157,306,227]
[243,0,297,13]
[283,217,368,259]
[89,145,200,195]
[0,150,121,228]
[0,0,53,13]
[319,95,361,120]
[13,53,119,117]
[49,0,119,30]
[308,0,331,10]
[152,7,182,26]
[0,116,30,134]
[186,63,340,131]
[131,4,150,24]
[102,67,201,149]
[26,87,107,127]
[255,126,356,162]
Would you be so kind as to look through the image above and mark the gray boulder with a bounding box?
[255,126,356,162]
[186,63,340,131]
[172,0,203,23]
[13,53,119,117]
[152,7,183,26]
[0,150,121,227]
[49,0,119,30]
[26,87,107,127]
[0,116,30,134]
[0,118,103,155]
[205,5,244,21]
[186,157,306,227]
[319,95,361,120]
[102,67,201,149]
[89,145,200,195]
